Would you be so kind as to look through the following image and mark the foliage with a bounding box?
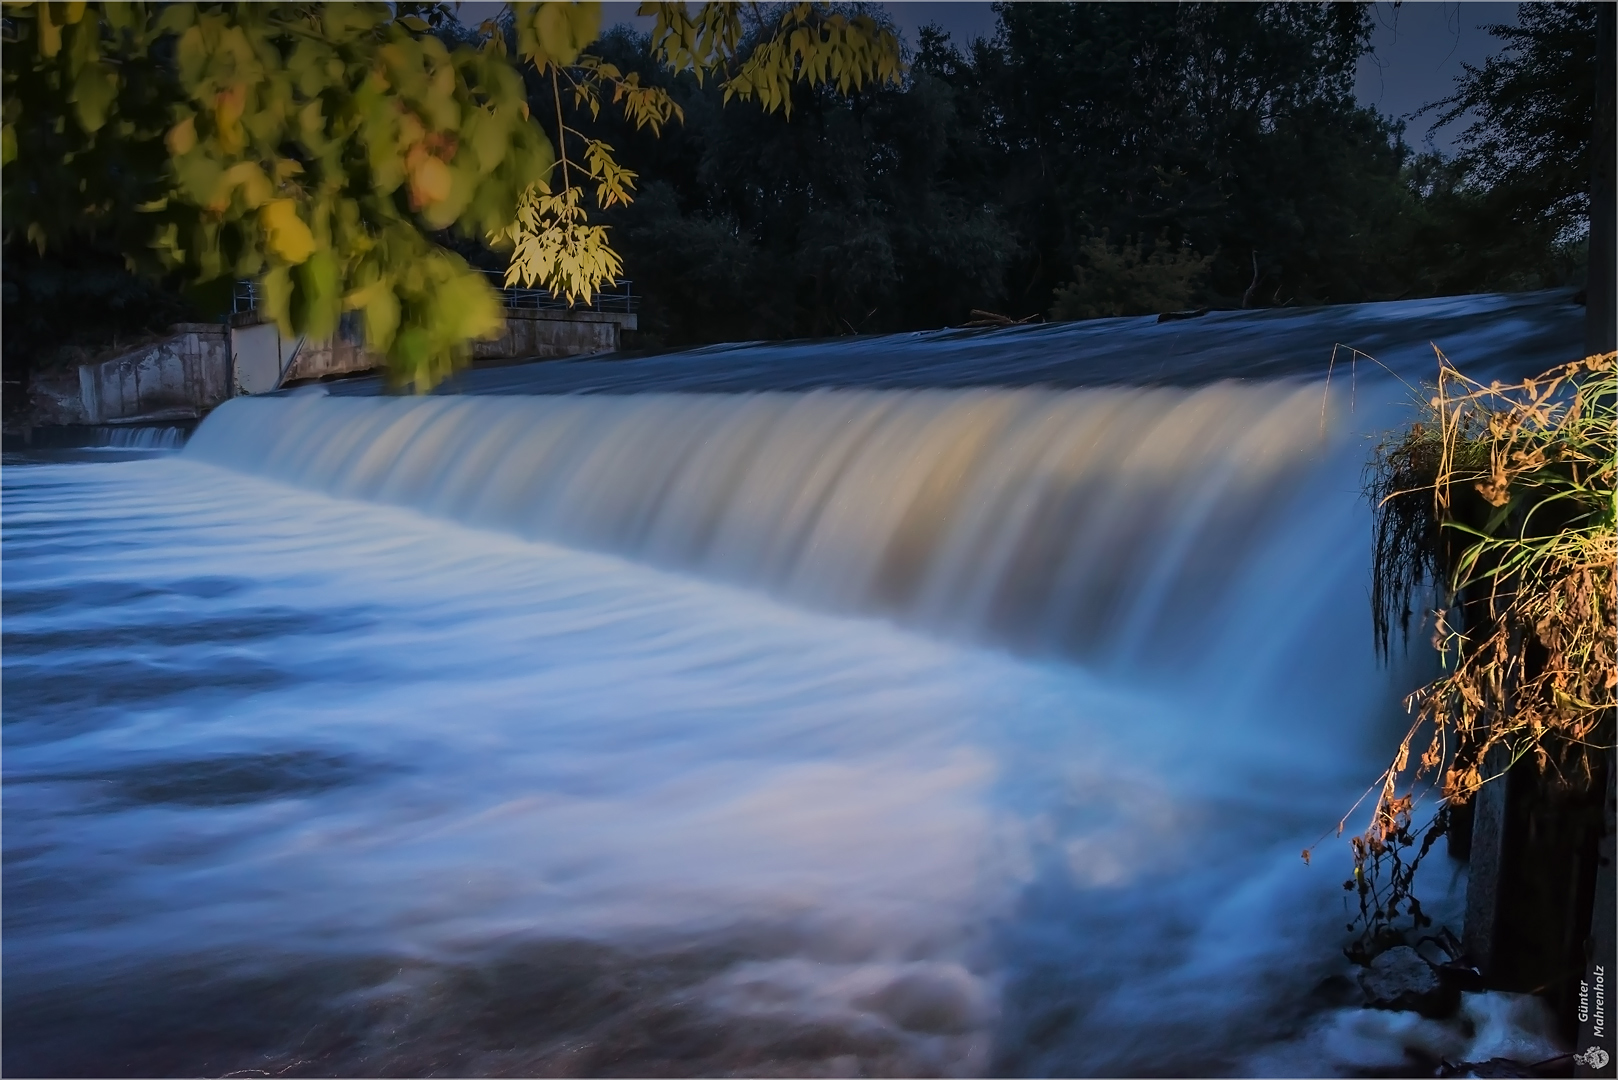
[1394,150,1586,296]
[646,1,901,115]
[602,1,1594,346]
[1371,352,1616,801]
[1420,2,1601,243]
[577,19,1012,344]
[1049,232,1212,321]
[0,1,902,388]
[1,2,1600,389]
[0,238,207,427]
[2,0,556,387]
[498,180,621,305]
[927,2,1418,312]
[499,1,902,305]
[1345,351,1617,953]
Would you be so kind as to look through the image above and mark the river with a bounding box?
[3,292,1583,1076]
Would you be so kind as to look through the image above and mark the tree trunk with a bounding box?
[1586,3,1615,358]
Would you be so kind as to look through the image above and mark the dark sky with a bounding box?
[467,1,1517,153]
[1355,1,1517,150]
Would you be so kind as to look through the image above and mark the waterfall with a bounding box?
[85,424,189,449]
[186,382,1375,687]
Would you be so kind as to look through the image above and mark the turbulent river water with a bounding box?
[3,293,1584,1076]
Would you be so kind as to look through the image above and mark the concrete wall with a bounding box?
[282,308,638,383]
[28,308,634,429]
[280,312,368,384]
[473,309,635,362]
[76,324,231,424]
[232,321,305,394]
[28,364,94,428]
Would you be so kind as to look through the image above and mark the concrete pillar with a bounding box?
[1574,755,1614,1076]
[1463,744,1512,976]
[1465,741,1612,1048]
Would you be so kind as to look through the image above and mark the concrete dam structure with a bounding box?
[22,280,638,435]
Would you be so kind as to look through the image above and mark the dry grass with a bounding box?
[1339,350,1615,956]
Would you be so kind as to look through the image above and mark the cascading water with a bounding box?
[187,384,1338,673]
[89,424,189,449]
[19,423,191,451]
[3,296,1581,1077]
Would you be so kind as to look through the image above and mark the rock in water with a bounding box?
[1358,946,1460,1017]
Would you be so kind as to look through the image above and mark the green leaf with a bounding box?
[260,265,294,332]
[154,4,198,36]
[292,248,341,341]
[71,63,119,132]
[360,281,402,352]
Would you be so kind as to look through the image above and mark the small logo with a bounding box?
[1574,1046,1610,1070]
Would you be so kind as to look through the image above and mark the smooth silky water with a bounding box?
[3,297,1583,1076]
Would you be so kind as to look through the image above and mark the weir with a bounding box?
[5,291,1595,1077]
[189,384,1346,675]
[186,288,1585,675]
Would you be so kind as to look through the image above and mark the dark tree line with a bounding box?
[580,1,1600,348]
[2,0,1602,397]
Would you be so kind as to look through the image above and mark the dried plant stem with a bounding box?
[1341,350,1616,957]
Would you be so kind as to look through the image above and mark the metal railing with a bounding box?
[479,270,637,314]
[232,279,261,315]
[231,274,636,316]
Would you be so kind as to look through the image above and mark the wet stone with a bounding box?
[1358,946,1460,1018]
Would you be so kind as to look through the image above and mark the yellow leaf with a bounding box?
[260,198,317,264]
[213,85,247,154]
[398,111,426,147]
[408,155,453,208]
[224,161,272,208]
[524,1,600,67]
[166,115,197,155]
[37,2,62,57]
